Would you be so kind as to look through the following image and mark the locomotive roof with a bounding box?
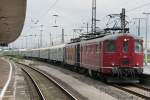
[80,33,143,44]
[66,42,80,46]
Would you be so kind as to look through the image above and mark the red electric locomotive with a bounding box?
[64,8,144,83]
[80,33,144,83]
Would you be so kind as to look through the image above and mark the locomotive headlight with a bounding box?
[124,38,129,41]
[136,63,139,66]
[124,38,127,41]
[112,63,115,66]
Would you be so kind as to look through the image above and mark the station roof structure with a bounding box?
[0,0,26,46]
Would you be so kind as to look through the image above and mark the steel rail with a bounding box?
[21,68,46,100]
[18,62,78,100]
[113,85,150,100]
[133,84,150,92]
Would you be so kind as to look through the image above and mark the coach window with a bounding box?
[135,40,142,53]
[96,45,99,53]
[83,47,84,52]
[83,46,84,52]
[105,41,116,52]
[58,48,61,52]
[85,46,87,53]
[89,46,91,53]
[81,46,83,52]
[87,46,90,53]
[123,40,128,53]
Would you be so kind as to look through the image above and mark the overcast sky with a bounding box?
[11,0,150,48]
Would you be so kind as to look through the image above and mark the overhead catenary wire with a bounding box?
[23,0,60,45]
[14,0,150,49]
[127,2,150,12]
[22,0,60,32]
[101,1,150,28]
[38,0,59,22]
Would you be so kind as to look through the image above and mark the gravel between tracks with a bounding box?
[21,60,144,100]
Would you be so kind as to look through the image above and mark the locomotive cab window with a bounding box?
[104,40,116,52]
[123,40,128,53]
[135,40,142,53]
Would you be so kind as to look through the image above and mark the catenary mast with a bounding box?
[91,0,96,34]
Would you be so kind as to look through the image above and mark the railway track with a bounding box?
[16,60,150,100]
[18,63,77,100]
[112,84,150,100]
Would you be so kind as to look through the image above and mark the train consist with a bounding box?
[4,33,144,83]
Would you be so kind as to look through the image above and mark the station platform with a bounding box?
[0,57,31,100]
[144,63,150,75]
[0,58,12,100]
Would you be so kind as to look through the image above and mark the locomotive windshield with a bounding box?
[135,40,142,53]
[123,41,128,53]
[105,40,116,52]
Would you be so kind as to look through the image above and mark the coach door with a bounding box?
[76,44,80,66]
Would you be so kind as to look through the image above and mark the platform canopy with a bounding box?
[0,0,26,46]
